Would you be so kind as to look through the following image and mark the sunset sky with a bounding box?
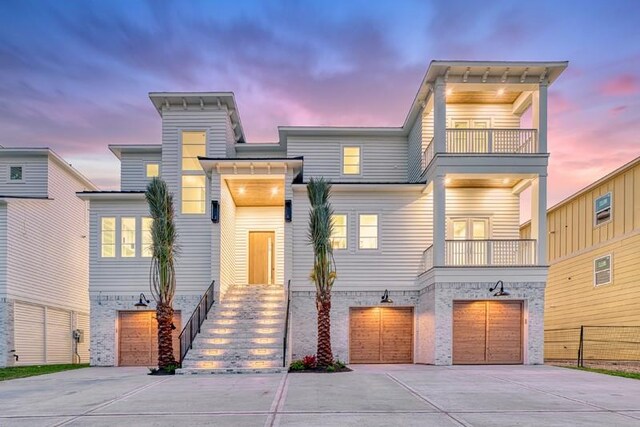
[1,0,639,209]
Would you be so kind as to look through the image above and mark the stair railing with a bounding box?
[283,280,292,368]
[178,280,215,365]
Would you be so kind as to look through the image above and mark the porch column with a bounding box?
[530,175,547,265]
[532,82,548,153]
[433,77,447,154]
[433,174,446,266]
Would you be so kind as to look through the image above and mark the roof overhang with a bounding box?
[109,144,162,160]
[278,126,404,142]
[292,182,426,192]
[149,92,246,143]
[76,191,146,201]
[199,156,303,175]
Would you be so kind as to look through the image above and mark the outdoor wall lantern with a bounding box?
[211,200,220,223]
[285,200,292,222]
[380,289,393,304]
[489,280,510,297]
[135,293,150,308]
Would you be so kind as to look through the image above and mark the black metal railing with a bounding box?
[283,280,292,368]
[179,280,215,364]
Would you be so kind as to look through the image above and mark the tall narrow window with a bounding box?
[182,131,206,171]
[342,146,361,175]
[101,217,116,258]
[121,217,136,257]
[182,131,206,214]
[146,163,159,178]
[182,175,206,214]
[359,214,378,249]
[330,214,347,249]
[142,217,153,257]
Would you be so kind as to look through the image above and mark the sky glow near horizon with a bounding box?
[1,0,639,215]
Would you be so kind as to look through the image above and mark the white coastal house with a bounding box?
[79,60,567,372]
[0,148,95,367]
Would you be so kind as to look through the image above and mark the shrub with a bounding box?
[334,359,346,369]
[326,365,335,372]
[290,360,305,371]
[302,354,317,369]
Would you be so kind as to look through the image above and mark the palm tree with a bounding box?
[145,177,178,370]
[307,177,337,367]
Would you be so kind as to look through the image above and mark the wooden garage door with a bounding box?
[453,301,523,364]
[118,311,181,366]
[350,307,413,363]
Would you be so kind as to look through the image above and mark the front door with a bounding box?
[450,218,489,265]
[249,231,275,284]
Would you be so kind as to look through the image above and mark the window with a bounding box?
[594,192,612,226]
[9,165,23,182]
[359,214,378,249]
[330,214,347,249]
[101,217,116,258]
[342,146,361,175]
[146,163,159,178]
[141,217,153,257]
[182,131,206,171]
[121,217,136,257]
[182,175,206,214]
[594,254,612,286]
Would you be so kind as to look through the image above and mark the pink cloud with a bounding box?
[599,74,640,96]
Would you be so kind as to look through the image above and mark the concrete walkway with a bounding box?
[1,364,639,426]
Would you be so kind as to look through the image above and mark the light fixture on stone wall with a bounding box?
[380,289,393,304]
[135,293,150,308]
[489,280,510,297]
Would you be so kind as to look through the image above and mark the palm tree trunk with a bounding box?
[156,302,176,369]
[316,296,333,367]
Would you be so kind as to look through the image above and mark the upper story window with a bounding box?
[8,165,24,182]
[330,214,347,250]
[594,254,612,286]
[182,131,206,171]
[359,214,378,249]
[142,217,153,257]
[594,192,612,227]
[342,146,361,175]
[182,175,206,214]
[121,217,136,257]
[146,163,159,178]
[101,217,116,258]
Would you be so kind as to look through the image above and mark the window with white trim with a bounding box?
[594,255,612,286]
[182,131,206,171]
[9,165,23,182]
[330,214,347,250]
[359,214,378,249]
[182,175,206,214]
[101,217,116,258]
[342,146,361,175]
[146,163,159,178]
[181,131,206,214]
[142,217,153,257]
[594,192,612,226]
[121,217,136,257]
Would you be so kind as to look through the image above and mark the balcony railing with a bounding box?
[422,137,435,170]
[421,239,537,272]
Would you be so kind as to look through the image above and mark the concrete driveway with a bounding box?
[1,365,639,426]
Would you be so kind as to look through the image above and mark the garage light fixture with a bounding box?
[380,289,393,304]
[135,293,150,308]
[489,280,510,297]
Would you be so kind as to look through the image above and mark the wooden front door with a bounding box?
[452,301,523,364]
[118,311,181,366]
[249,231,275,285]
[349,307,414,363]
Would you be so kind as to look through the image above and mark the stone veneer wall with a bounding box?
[0,299,14,367]
[290,290,420,362]
[90,294,201,366]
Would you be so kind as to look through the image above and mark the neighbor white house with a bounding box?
[79,60,567,372]
[0,148,95,367]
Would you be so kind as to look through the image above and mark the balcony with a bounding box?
[422,128,539,170]
[421,239,537,271]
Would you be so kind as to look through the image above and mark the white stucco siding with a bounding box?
[287,136,408,182]
[0,155,48,198]
[292,187,429,291]
[6,160,89,312]
[235,206,284,285]
[120,152,162,191]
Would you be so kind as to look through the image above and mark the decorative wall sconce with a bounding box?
[285,200,292,222]
[211,200,220,223]
[380,289,393,304]
[135,293,150,308]
[489,280,510,297]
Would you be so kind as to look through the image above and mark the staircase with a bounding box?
[177,284,287,374]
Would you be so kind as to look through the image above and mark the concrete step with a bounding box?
[192,337,282,349]
[181,359,283,370]
[208,319,284,328]
[176,367,285,375]
[184,349,283,361]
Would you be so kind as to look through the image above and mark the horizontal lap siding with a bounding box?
[407,110,424,182]
[0,155,48,197]
[446,188,520,239]
[7,161,89,312]
[287,136,408,182]
[292,190,429,291]
[120,152,162,191]
[446,104,521,128]
[0,205,6,294]
[219,180,236,296]
[235,207,284,285]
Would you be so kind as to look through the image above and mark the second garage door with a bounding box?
[349,307,413,363]
[453,300,523,364]
[118,311,181,366]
